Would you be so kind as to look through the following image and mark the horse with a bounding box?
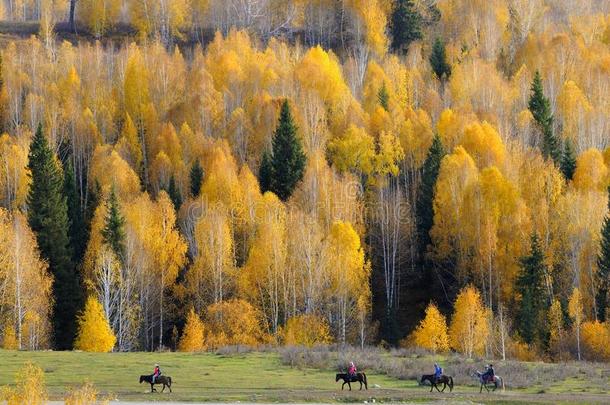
[139,374,173,393]
[335,372,368,391]
[420,374,454,392]
[472,371,504,393]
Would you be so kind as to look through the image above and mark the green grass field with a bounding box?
[0,349,609,404]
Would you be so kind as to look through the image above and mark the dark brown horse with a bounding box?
[139,374,173,393]
[420,374,454,392]
[336,372,368,390]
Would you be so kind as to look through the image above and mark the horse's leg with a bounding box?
[479,383,483,393]
[359,381,362,390]
[150,383,155,393]
[441,382,446,392]
[341,381,346,391]
[348,382,352,391]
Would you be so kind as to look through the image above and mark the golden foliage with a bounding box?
[1,363,47,405]
[178,308,206,352]
[74,296,116,353]
[449,285,489,358]
[64,382,105,405]
[581,321,610,361]
[283,314,333,347]
[2,325,18,350]
[205,299,268,348]
[411,303,450,353]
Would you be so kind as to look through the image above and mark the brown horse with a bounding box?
[139,374,173,393]
[420,374,454,392]
[336,372,368,390]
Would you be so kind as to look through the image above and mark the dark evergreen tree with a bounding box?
[266,100,306,201]
[528,71,560,165]
[378,82,390,111]
[101,186,126,262]
[167,175,183,211]
[390,0,423,53]
[560,138,577,181]
[515,234,548,344]
[63,160,87,262]
[189,159,204,197]
[416,134,446,254]
[27,124,80,350]
[429,38,451,81]
[258,150,273,194]
[596,187,610,322]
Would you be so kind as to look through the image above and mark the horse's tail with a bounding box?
[362,372,368,389]
[168,376,172,387]
[448,376,453,391]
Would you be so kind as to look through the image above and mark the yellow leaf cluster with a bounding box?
[178,308,206,352]
[74,296,116,353]
[581,321,610,361]
[283,314,333,347]
[411,303,450,353]
[449,285,489,358]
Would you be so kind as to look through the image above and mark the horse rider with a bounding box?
[152,363,162,383]
[433,363,443,383]
[348,361,357,379]
[482,363,495,383]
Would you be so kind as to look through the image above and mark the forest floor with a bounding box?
[0,349,609,404]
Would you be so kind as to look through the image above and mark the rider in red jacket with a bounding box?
[348,361,357,377]
[153,364,161,383]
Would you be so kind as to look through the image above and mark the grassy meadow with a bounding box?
[0,348,610,403]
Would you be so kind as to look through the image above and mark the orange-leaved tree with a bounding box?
[74,296,116,353]
[411,302,450,353]
[283,314,333,347]
[178,307,206,352]
[205,299,268,348]
[449,285,489,358]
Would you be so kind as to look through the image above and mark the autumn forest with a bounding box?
[0,0,609,362]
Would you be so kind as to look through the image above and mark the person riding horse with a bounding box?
[152,364,161,384]
[433,363,443,383]
[482,364,495,383]
[348,361,357,380]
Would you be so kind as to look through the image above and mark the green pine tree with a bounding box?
[596,187,610,322]
[258,150,273,194]
[189,159,204,198]
[63,159,87,262]
[560,138,577,181]
[416,134,446,253]
[27,124,80,350]
[377,82,390,111]
[101,186,126,263]
[515,234,548,345]
[167,175,183,211]
[390,0,423,53]
[266,100,306,201]
[429,37,451,81]
[528,71,560,165]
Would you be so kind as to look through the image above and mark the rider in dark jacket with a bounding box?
[482,364,495,382]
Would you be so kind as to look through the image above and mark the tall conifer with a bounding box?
[27,124,80,349]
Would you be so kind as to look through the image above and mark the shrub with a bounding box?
[283,314,332,347]
[1,363,47,405]
[74,297,116,352]
[64,382,105,405]
[178,308,206,352]
[581,321,610,361]
[409,303,449,353]
[205,299,269,348]
[3,325,18,350]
